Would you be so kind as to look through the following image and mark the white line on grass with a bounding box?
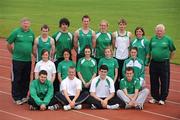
[142,110,180,120]
[0,110,32,120]
[72,110,109,120]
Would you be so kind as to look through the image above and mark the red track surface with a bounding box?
[0,39,180,120]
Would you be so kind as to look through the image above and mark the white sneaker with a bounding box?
[149,98,158,104]
[107,104,119,110]
[63,105,71,111]
[159,100,165,105]
[48,104,60,110]
[14,100,23,105]
[74,104,82,110]
[21,97,28,104]
[91,104,97,109]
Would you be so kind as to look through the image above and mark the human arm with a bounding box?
[92,31,96,48]
[32,37,38,58]
[73,30,79,50]
[113,68,118,83]
[50,37,55,61]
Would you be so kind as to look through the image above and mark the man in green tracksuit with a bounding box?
[7,18,35,105]
[28,70,59,110]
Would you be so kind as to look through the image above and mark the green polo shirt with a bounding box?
[57,60,76,80]
[96,32,112,59]
[52,31,73,59]
[98,57,119,79]
[77,57,97,83]
[120,77,141,94]
[150,35,176,62]
[7,27,35,61]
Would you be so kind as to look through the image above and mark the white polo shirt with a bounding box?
[90,76,115,98]
[34,60,56,81]
[60,77,82,96]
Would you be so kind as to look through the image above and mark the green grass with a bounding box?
[0,0,179,63]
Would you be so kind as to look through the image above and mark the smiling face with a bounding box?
[60,23,68,32]
[104,48,112,58]
[135,29,144,39]
[68,67,76,80]
[21,20,31,31]
[84,48,91,58]
[126,70,134,82]
[63,51,70,60]
[119,22,126,31]
[39,74,47,84]
[130,49,137,59]
[42,51,49,61]
[82,18,90,28]
[100,21,108,33]
[41,28,49,37]
[156,26,165,39]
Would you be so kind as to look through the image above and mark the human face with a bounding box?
[82,18,90,28]
[99,69,108,80]
[104,48,112,58]
[84,48,91,58]
[21,20,31,31]
[41,28,49,37]
[39,74,47,84]
[136,29,143,39]
[60,23,68,32]
[126,70,134,81]
[130,49,137,59]
[68,68,76,80]
[156,27,165,39]
[42,51,49,61]
[100,22,108,33]
[63,51,70,60]
[119,23,126,31]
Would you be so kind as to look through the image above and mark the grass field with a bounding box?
[0,0,179,63]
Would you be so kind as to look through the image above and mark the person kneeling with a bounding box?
[28,70,59,111]
[87,65,125,109]
[55,66,89,111]
[117,67,149,110]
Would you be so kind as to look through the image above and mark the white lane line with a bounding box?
[0,49,8,52]
[0,110,32,120]
[142,110,180,120]
[0,90,11,95]
[0,65,11,69]
[0,76,10,81]
[72,110,109,120]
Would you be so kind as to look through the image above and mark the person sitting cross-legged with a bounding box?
[28,70,59,111]
[117,67,149,110]
[55,66,89,110]
[86,65,125,109]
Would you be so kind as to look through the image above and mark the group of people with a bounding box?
[6,15,176,111]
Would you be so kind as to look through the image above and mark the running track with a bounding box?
[0,39,179,120]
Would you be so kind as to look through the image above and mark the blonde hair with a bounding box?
[155,24,165,31]
[100,20,109,26]
[20,17,31,23]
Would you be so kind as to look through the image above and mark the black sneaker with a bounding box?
[29,105,38,110]
[135,104,143,110]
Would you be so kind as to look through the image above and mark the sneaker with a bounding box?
[91,104,97,110]
[74,104,82,110]
[21,97,29,104]
[63,105,71,111]
[135,104,143,110]
[107,104,119,110]
[159,100,165,105]
[125,104,132,109]
[48,104,60,110]
[14,100,23,105]
[149,98,158,104]
[29,105,38,110]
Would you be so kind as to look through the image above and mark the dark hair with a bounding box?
[130,47,138,52]
[41,49,49,56]
[39,70,47,76]
[118,18,127,25]
[59,18,70,27]
[84,45,92,53]
[125,67,134,73]
[62,48,72,59]
[41,24,50,31]
[82,15,90,21]
[99,64,108,71]
[135,26,145,36]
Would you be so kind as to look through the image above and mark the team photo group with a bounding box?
[6,15,176,111]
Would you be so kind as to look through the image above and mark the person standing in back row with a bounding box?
[149,24,176,105]
[33,24,55,62]
[74,15,96,60]
[112,18,132,81]
[7,17,35,105]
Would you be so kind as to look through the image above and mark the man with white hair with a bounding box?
[149,24,176,105]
